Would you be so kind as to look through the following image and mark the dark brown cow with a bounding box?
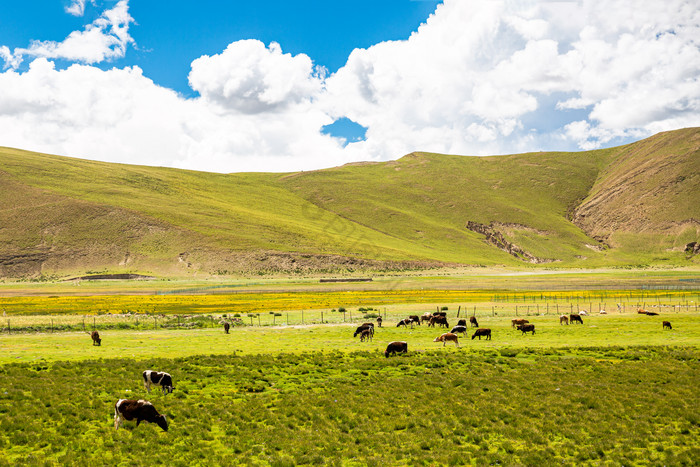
[429,316,449,328]
[114,399,168,431]
[570,314,583,324]
[376,316,383,328]
[662,321,672,330]
[559,315,569,325]
[469,316,479,328]
[434,333,459,347]
[143,370,174,394]
[517,324,535,335]
[223,322,230,334]
[511,319,529,328]
[385,341,408,357]
[421,313,433,324]
[457,319,467,327]
[354,324,374,337]
[91,331,101,346]
[472,328,491,340]
[433,311,448,317]
[645,311,659,316]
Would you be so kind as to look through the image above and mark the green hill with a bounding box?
[1,128,698,278]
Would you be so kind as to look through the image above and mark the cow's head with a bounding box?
[156,414,168,432]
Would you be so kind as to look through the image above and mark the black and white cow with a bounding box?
[143,370,174,395]
[114,399,168,431]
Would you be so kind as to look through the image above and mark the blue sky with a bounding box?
[0,0,697,173]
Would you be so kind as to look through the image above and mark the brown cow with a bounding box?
[376,316,383,328]
[396,318,413,328]
[517,324,535,335]
[360,329,373,342]
[457,319,467,327]
[472,328,491,340]
[662,321,672,330]
[469,316,479,328]
[385,341,408,357]
[223,322,230,334]
[91,331,101,346]
[434,333,459,347]
[637,308,648,314]
[354,324,374,337]
[429,316,449,328]
[512,319,529,328]
[114,399,168,431]
[421,313,433,324]
[408,315,421,326]
[559,315,569,325]
[570,314,583,324]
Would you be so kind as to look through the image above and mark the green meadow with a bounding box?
[1,303,699,465]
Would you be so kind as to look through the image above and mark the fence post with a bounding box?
[287,312,289,325]
[302,310,304,324]
[93,317,96,331]
[7,320,9,334]
[258,314,261,326]
[321,311,323,324]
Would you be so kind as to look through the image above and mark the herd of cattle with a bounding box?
[93,307,673,432]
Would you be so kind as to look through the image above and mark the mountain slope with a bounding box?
[0,129,698,278]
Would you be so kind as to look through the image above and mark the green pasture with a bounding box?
[0,346,698,466]
[2,312,699,364]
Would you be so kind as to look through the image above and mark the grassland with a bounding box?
[1,128,698,278]
[1,278,699,465]
[0,345,698,465]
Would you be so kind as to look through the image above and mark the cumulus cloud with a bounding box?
[2,0,133,69]
[188,40,325,114]
[0,0,698,172]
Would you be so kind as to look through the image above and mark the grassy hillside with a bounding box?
[0,128,698,278]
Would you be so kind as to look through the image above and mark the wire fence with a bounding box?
[2,295,698,334]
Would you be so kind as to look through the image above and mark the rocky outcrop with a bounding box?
[465,221,556,264]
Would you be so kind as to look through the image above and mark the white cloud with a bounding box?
[188,40,325,114]
[2,1,133,69]
[0,0,698,173]
[65,0,95,17]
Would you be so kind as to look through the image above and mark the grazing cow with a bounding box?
[579,310,588,316]
[385,341,408,357]
[570,314,583,324]
[91,331,101,346]
[421,313,433,324]
[559,315,569,325]
[599,310,607,315]
[429,316,449,328]
[645,311,659,316]
[143,370,174,395]
[114,399,168,432]
[223,322,230,334]
[376,316,383,328]
[457,319,467,327]
[469,316,479,328]
[512,319,529,328]
[472,328,491,340]
[354,324,374,337]
[517,324,535,335]
[360,329,373,342]
[662,321,672,330]
[432,311,448,318]
[434,333,459,347]
[408,315,421,326]
[396,318,413,328]
[637,308,648,314]
[450,325,468,336]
